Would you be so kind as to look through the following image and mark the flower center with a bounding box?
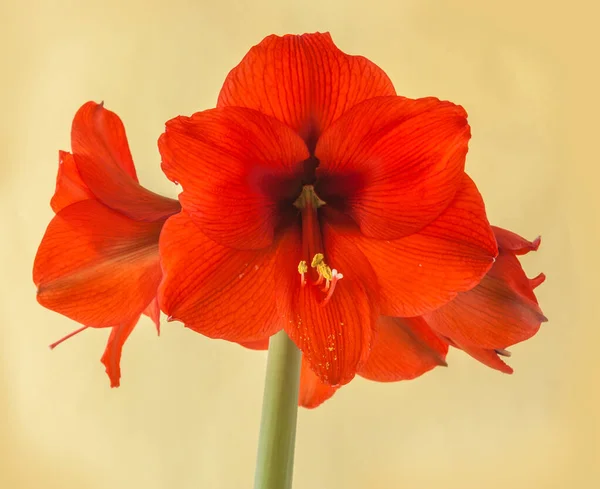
[293,185,343,305]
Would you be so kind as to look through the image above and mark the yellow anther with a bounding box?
[298,260,308,274]
[317,263,332,282]
[310,253,333,285]
[311,253,324,268]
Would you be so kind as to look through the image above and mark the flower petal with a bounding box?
[217,32,395,147]
[315,96,470,239]
[159,107,309,250]
[100,318,139,387]
[239,338,270,350]
[493,226,541,255]
[50,151,95,213]
[71,101,180,221]
[33,200,163,327]
[299,357,339,408]
[424,242,546,350]
[143,297,161,335]
[359,316,448,382]
[158,212,282,342]
[455,343,514,374]
[275,223,379,386]
[350,174,497,317]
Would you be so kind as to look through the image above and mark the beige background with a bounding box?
[1,0,597,488]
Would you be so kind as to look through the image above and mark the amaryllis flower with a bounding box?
[33,102,181,386]
[293,226,546,408]
[424,226,547,374]
[158,32,499,387]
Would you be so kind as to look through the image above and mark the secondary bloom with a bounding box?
[158,32,499,387]
[424,226,547,373]
[33,102,181,387]
[293,226,546,407]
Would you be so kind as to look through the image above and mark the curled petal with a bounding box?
[349,174,497,317]
[72,101,180,221]
[275,224,379,386]
[33,200,163,327]
[530,273,546,289]
[455,342,514,374]
[492,226,541,255]
[143,297,161,335]
[101,318,139,387]
[218,32,395,147]
[424,241,546,350]
[50,151,94,213]
[359,316,448,382]
[158,212,282,342]
[316,96,470,239]
[159,107,309,249]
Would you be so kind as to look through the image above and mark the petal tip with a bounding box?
[529,272,546,289]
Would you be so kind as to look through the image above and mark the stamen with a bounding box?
[311,253,332,286]
[49,325,89,350]
[322,270,344,306]
[307,254,344,305]
[298,260,308,287]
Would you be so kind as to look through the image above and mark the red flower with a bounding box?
[33,102,181,387]
[158,33,498,387]
[293,227,546,408]
[424,226,547,374]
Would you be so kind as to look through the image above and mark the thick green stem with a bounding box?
[253,330,302,489]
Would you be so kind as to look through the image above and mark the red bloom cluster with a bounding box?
[33,33,545,407]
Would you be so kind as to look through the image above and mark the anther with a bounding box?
[298,260,308,287]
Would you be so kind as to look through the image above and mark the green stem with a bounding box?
[253,330,302,489]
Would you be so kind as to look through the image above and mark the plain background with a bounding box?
[1,0,597,488]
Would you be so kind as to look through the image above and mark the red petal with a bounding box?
[359,316,448,382]
[71,101,180,221]
[456,343,514,374]
[424,248,546,350]
[530,273,546,289]
[50,151,95,213]
[350,174,497,317]
[100,318,139,387]
[33,200,163,327]
[299,357,338,408]
[239,338,270,350]
[158,212,282,342]
[492,226,541,255]
[315,96,470,240]
[217,32,395,147]
[159,107,309,250]
[143,297,161,335]
[275,224,378,386]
